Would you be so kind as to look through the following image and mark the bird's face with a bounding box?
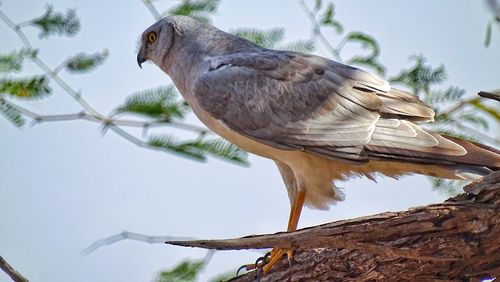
[137,18,176,68]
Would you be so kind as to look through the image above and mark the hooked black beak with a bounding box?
[137,53,146,69]
[137,46,147,69]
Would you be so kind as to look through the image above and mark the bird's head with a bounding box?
[137,17,179,69]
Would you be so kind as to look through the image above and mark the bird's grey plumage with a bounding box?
[138,16,500,209]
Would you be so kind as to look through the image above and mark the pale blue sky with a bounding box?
[1,1,499,281]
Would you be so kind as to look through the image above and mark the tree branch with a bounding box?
[81,230,196,256]
[0,255,28,282]
[0,6,213,156]
[167,172,500,281]
[298,0,342,61]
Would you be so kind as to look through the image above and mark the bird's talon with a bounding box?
[236,264,249,276]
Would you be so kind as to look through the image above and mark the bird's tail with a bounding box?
[366,134,500,180]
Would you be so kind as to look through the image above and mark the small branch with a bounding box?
[7,101,210,134]
[0,6,213,150]
[141,0,162,20]
[439,96,482,116]
[478,90,500,102]
[298,0,342,61]
[0,9,101,116]
[0,256,28,282]
[81,230,195,256]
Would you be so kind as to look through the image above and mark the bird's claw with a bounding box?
[235,252,272,277]
[235,250,293,277]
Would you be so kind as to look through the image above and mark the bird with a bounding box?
[137,15,500,272]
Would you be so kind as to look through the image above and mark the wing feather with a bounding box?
[193,50,452,162]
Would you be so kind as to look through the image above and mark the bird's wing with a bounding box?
[193,51,458,162]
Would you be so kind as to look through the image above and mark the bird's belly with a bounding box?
[187,99,286,159]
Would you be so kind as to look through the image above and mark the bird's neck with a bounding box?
[160,29,259,95]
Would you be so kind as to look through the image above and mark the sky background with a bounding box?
[1,1,499,281]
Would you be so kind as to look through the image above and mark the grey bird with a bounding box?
[137,16,500,271]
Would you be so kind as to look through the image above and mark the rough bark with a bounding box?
[167,171,500,281]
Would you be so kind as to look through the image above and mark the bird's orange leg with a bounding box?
[262,190,306,273]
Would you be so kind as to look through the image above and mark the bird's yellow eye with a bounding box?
[147,32,157,43]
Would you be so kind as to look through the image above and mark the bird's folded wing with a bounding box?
[193,51,450,162]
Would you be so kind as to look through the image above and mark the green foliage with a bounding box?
[320,3,343,34]
[343,32,385,75]
[149,135,249,165]
[423,86,465,105]
[348,55,385,76]
[65,50,109,73]
[457,113,489,130]
[469,99,500,121]
[118,86,189,120]
[484,13,500,47]
[0,76,51,99]
[233,28,314,53]
[156,260,204,282]
[430,177,467,197]
[233,28,285,48]
[0,49,37,73]
[168,0,220,22]
[390,55,446,95]
[32,5,80,38]
[0,98,25,127]
[278,40,315,53]
[433,129,478,142]
[344,32,380,57]
[485,19,493,47]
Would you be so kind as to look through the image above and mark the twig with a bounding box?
[0,6,212,150]
[439,96,482,117]
[0,255,28,282]
[7,100,209,133]
[298,0,342,61]
[478,90,500,102]
[81,230,196,255]
[142,0,162,20]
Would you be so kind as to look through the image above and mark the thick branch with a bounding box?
[168,172,500,281]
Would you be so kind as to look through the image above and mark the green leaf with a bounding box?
[347,56,386,76]
[0,99,25,127]
[277,40,315,53]
[344,32,380,57]
[390,55,447,96]
[148,136,249,165]
[423,86,465,104]
[433,128,478,142]
[320,3,343,34]
[190,138,249,165]
[469,100,500,121]
[313,0,322,13]
[168,0,219,23]
[429,177,466,197]
[149,135,207,161]
[65,50,108,73]
[0,76,51,99]
[32,5,80,38]
[118,86,188,120]
[458,114,489,130]
[0,49,37,73]
[156,260,204,282]
[485,19,493,47]
[233,28,285,49]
